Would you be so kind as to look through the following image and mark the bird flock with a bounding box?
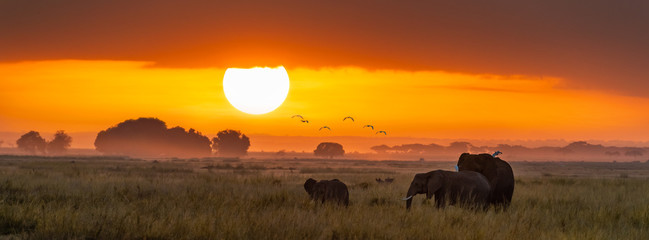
[291,115,388,135]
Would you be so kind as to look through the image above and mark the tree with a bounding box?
[276,150,287,158]
[16,131,47,154]
[370,144,391,154]
[447,141,471,153]
[625,149,644,158]
[165,127,213,157]
[314,142,345,159]
[47,130,72,155]
[94,117,211,157]
[211,129,250,157]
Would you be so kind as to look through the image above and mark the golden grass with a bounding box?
[0,155,647,239]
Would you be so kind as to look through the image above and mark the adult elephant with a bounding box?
[304,178,349,206]
[457,153,514,209]
[403,170,490,210]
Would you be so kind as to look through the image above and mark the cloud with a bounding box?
[1,0,648,96]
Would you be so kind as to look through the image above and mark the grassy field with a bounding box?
[0,155,648,239]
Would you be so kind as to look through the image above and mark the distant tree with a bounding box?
[211,129,250,157]
[276,150,286,158]
[625,149,644,158]
[370,144,391,154]
[94,117,212,157]
[447,141,471,153]
[47,130,72,155]
[604,151,621,156]
[165,127,212,157]
[314,142,345,159]
[16,131,47,154]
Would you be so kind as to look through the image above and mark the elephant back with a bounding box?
[457,153,515,208]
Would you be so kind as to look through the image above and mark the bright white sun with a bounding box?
[222,66,290,114]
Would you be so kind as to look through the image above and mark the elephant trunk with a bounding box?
[405,187,417,210]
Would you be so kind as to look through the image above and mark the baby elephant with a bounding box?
[304,178,349,206]
[404,170,490,210]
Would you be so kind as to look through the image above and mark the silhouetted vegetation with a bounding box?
[371,141,649,161]
[625,149,644,158]
[369,144,390,154]
[94,117,211,157]
[314,142,345,158]
[16,131,46,154]
[211,129,250,157]
[46,130,72,155]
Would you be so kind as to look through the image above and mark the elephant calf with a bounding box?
[404,170,490,210]
[304,178,349,206]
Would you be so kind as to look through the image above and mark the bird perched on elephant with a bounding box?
[457,153,515,209]
[304,178,349,206]
[403,170,490,210]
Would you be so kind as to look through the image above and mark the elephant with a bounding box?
[403,170,490,210]
[457,153,515,209]
[304,178,349,206]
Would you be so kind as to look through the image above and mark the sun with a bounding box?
[222,66,290,114]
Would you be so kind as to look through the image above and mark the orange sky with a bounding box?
[1,1,648,152]
[2,60,649,151]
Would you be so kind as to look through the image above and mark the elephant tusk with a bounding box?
[402,196,413,201]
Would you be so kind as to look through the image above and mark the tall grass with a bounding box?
[0,156,647,239]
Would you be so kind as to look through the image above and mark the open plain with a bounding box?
[0,155,648,239]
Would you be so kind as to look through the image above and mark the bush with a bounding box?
[314,142,344,159]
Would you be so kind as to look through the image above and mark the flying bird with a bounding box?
[363,125,374,130]
[492,151,502,157]
[376,131,387,135]
[319,126,331,131]
[301,120,309,123]
[343,116,355,122]
[292,115,304,119]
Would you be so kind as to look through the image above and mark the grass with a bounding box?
[0,155,648,239]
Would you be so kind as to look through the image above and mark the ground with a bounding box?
[0,155,648,239]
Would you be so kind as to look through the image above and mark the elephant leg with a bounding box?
[435,195,445,208]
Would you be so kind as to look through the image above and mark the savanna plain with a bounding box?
[0,155,648,239]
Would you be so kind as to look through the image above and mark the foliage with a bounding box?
[211,129,250,157]
[46,130,72,155]
[314,142,345,158]
[16,131,46,154]
[94,117,211,157]
[369,144,390,153]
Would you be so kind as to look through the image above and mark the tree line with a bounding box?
[16,130,72,155]
[94,118,250,157]
[371,141,646,159]
[12,117,348,159]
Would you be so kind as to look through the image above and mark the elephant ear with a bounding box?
[426,172,443,199]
